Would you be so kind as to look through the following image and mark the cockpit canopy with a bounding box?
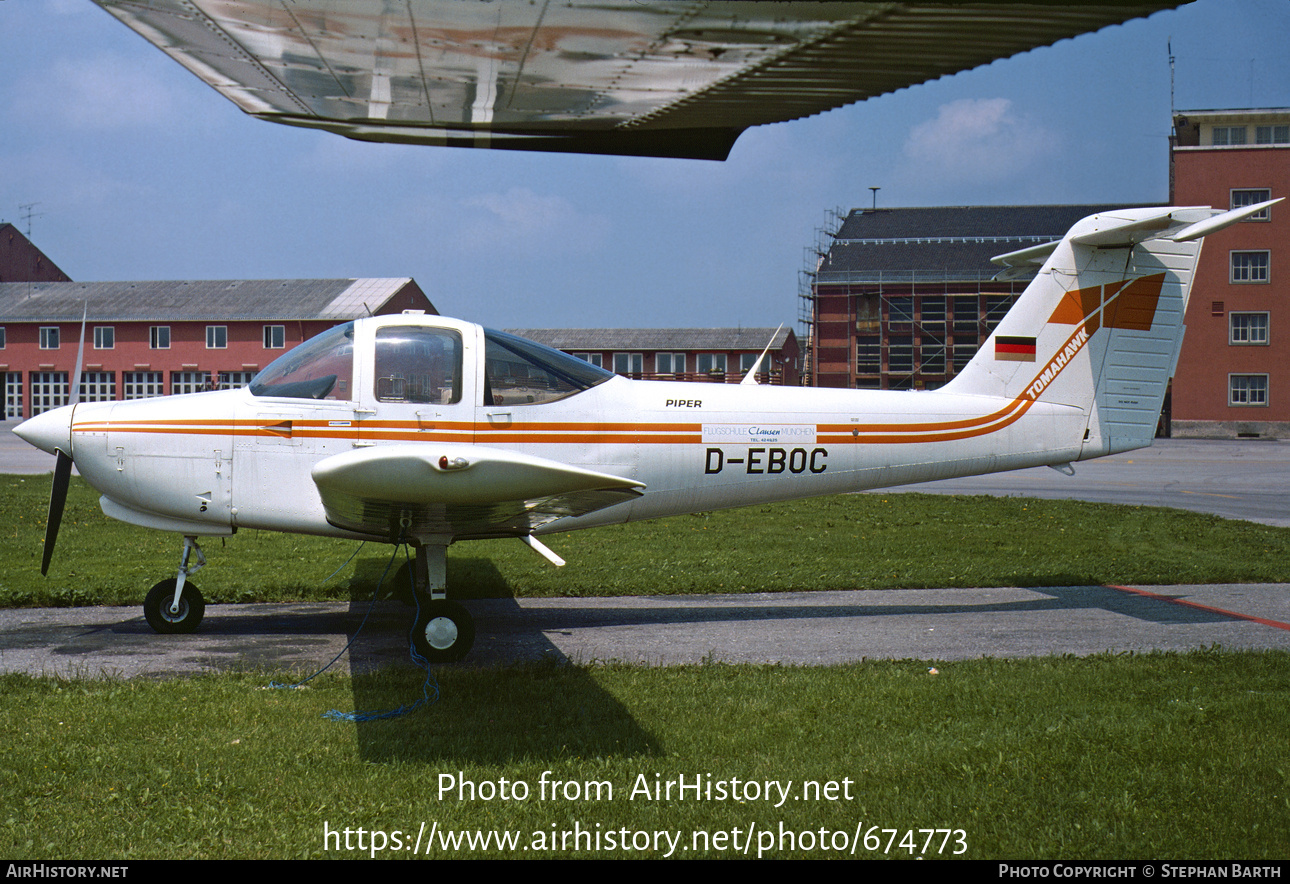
[248,319,613,405]
[481,327,612,406]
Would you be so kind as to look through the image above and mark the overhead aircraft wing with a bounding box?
[310,444,644,540]
[94,1,1178,159]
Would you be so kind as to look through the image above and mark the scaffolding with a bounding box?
[800,210,1030,389]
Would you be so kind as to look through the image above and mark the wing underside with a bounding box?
[94,1,1176,159]
[310,444,644,541]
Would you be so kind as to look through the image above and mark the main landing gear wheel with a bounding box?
[144,579,206,634]
[412,600,475,663]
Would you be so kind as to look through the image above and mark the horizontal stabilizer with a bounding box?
[1169,198,1282,242]
[991,240,1059,272]
[992,200,1282,275]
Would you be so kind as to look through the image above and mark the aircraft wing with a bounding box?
[310,444,644,540]
[94,1,1177,159]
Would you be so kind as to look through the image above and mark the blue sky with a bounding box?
[3,0,1289,330]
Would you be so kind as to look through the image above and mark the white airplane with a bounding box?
[14,200,1277,662]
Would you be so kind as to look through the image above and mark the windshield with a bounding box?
[483,328,613,406]
[249,322,355,400]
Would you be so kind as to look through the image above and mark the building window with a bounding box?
[888,336,914,373]
[0,327,6,349]
[612,353,642,375]
[39,327,59,350]
[984,296,1013,330]
[1229,374,1268,406]
[93,326,114,350]
[888,296,913,323]
[573,352,602,367]
[953,297,979,333]
[206,326,228,349]
[952,343,977,371]
[1231,251,1270,283]
[655,353,685,375]
[1255,125,1289,145]
[696,353,727,375]
[123,372,165,399]
[1213,126,1247,146]
[172,371,211,395]
[218,371,256,390]
[1230,312,1269,345]
[150,326,170,349]
[921,342,946,374]
[856,336,881,374]
[263,325,285,349]
[919,296,946,328]
[77,371,115,403]
[4,372,21,419]
[29,371,68,415]
[739,352,768,375]
[1232,188,1272,219]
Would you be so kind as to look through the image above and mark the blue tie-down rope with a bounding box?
[269,542,442,721]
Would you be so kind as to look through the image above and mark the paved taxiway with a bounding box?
[3,426,1289,676]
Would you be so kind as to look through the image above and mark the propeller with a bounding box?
[41,450,73,575]
[38,306,86,575]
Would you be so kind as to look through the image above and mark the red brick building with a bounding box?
[1170,109,1290,437]
[510,328,800,385]
[804,205,1132,389]
[0,277,435,419]
[0,223,70,284]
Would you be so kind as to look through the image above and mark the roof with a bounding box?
[1174,108,1290,121]
[0,278,421,322]
[819,204,1145,277]
[508,328,794,351]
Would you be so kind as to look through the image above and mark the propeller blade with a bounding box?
[69,304,87,407]
[41,449,72,576]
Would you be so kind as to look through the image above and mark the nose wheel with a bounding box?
[143,536,207,634]
[144,578,206,634]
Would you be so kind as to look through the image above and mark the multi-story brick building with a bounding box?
[1170,108,1289,437]
[804,205,1132,390]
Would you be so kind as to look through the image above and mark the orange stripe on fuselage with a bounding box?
[70,309,1109,451]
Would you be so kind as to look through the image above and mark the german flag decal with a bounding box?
[995,336,1036,362]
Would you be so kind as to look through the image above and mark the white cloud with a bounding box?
[13,53,180,132]
[454,187,608,256]
[900,98,1058,187]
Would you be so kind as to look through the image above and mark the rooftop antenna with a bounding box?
[869,187,880,211]
[1168,39,1174,121]
[18,202,44,238]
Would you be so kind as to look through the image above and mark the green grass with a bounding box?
[4,475,1289,859]
[1,650,1287,859]
[4,475,1290,607]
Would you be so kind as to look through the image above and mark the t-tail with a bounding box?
[944,200,1281,460]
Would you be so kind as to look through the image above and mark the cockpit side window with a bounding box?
[249,321,354,400]
[374,327,463,405]
[483,328,613,406]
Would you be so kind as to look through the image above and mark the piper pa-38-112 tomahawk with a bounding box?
[14,200,1278,662]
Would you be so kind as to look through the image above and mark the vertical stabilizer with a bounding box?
[945,200,1280,459]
